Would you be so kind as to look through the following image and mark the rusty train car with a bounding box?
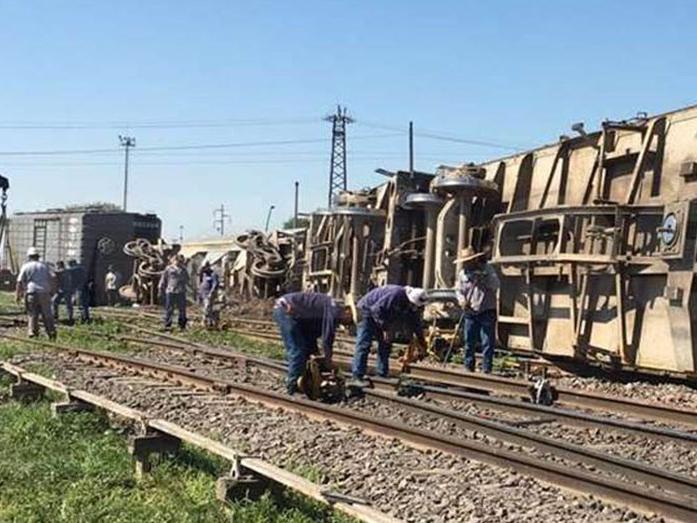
[303,104,697,376]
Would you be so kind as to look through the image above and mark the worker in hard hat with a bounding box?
[455,247,500,373]
[15,247,56,339]
[350,285,427,386]
[159,254,189,330]
[273,291,350,395]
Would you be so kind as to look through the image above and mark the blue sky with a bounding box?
[1,0,696,240]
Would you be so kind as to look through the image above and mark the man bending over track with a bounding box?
[273,291,350,395]
[350,285,427,386]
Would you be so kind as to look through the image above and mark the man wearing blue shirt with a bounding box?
[273,291,349,395]
[351,285,427,385]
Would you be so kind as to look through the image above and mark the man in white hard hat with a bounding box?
[350,284,427,385]
[455,246,500,373]
[15,247,56,339]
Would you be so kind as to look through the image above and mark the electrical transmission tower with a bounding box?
[213,204,230,237]
[324,106,353,207]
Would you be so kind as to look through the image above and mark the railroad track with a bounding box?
[18,306,697,430]
[96,314,697,431]
[103,327,697,445]
[96,307,559,377]
[0,361,396,523]
[5,332,697,521]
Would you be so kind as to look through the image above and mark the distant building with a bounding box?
[9,205,161,304]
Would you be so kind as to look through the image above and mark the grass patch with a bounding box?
[184,327,285,361]
[55,318,131,353]
[0,291,20,314]
[0,340,33,361]
[0,399,352,522]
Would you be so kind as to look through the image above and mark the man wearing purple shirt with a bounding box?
[350,285,427,385]
[273,291,349,395]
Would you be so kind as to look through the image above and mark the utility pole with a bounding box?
[119,135,136,211]
[294,181,299,228]
[324,105,353,207]
[213,204,230,237]
[409,121,414,176]
[179,225,184,242]
[265,205,275,232]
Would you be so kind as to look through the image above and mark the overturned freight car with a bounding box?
[303,103,697,376]
[484,105,697,375]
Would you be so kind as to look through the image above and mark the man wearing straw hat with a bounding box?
[455,247,500,373]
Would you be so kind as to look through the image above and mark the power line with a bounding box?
[0,114,531,151]
[0,117,321,130]
[355,119,526,150]
[0,133,402,157]
[0,153,489,168]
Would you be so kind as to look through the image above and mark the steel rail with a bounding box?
[96,308,556,375]
[109,330,697,453]
[109,332,697,497]
[120,322,697,431]
[108,330,697,445]
[403,363,697,428]
[3,333,697,521]
[0,361,397,523]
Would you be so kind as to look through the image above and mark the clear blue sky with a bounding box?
[1,0,696,240]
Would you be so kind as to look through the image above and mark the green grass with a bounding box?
[0,398,352,522]
[56,318,132,353]
[0,340,32,361]
[0,294,354,523]
[183,328,285,361]
[0,291,20,314]
[0,313,133,362]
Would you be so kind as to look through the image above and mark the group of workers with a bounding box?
[273,247,500,395]
[15,240,499,394]
[14,245,220,338]
[157,255,219,331]
[15,247,93,339]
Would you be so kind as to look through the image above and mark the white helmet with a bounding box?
[27,246,39,257]
[405,286,428,307]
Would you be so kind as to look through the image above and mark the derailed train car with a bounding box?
[486,105,697,376]
[302,104,697,376]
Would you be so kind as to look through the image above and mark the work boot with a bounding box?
[347,377,370,388]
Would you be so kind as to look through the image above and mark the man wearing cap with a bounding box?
[159,254,189,330]
[273,291,350,395]
[15,247,57,339]
[455,247,500,373]
[351,285,427,385]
